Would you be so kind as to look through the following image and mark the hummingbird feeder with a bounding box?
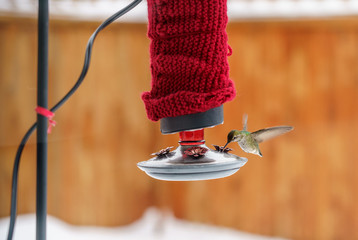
[137,128,247,181]
[137,107,247,181]
[137,0,247,181]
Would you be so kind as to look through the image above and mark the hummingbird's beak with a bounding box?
[223,142,229,149]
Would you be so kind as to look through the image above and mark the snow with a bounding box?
[0,208,288,240]
[1,0,358,22]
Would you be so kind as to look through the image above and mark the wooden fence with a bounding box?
[1,16,358,240]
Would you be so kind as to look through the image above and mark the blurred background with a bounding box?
[1,0,358,239]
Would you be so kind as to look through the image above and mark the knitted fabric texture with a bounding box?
[142,0,236,121]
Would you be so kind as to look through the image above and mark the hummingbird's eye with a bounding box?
[235,135,242,140]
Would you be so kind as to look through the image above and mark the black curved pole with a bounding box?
[7,2,143,239]
[37,0,49,239]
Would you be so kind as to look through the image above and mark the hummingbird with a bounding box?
[224,114,293,157]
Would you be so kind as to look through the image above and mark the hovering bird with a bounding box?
[224,114,293,157]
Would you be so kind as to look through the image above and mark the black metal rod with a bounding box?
[36,0,49,239]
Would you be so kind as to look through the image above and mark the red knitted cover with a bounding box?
[142,0,236,121]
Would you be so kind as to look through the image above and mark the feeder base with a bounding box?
[137,144,247,181]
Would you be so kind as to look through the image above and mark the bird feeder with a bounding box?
[137,0,247,181]
[137,127,247,181]
[138,105,247,181]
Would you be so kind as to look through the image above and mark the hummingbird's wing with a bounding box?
[242,113,248,131]
[251,126,293,143]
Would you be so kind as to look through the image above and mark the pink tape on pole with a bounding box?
[35,106,56,134]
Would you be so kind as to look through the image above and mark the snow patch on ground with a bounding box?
[0,208,288,240]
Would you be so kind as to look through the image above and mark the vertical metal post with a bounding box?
[37,0,49,239]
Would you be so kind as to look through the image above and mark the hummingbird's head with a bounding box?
[224,130,240,148]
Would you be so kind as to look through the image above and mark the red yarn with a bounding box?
[142,0,236,121]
